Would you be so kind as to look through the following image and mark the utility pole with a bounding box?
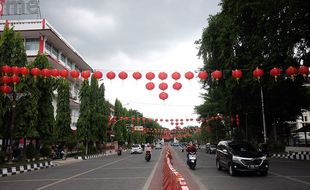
[260,86,267,143]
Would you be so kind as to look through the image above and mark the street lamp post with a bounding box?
[260,86,267,144]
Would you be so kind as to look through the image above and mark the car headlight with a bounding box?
[232,155,243,164]
[260,155,267,160]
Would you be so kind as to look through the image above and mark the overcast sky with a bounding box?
[39,0,221,128]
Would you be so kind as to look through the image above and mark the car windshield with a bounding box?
[210,145,216,148]
[132,145,140,148]
[229,142,257,153]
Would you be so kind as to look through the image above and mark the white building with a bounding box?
[0,19,93,130]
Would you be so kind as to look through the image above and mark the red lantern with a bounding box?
[133,71,142,80]
[158,72,168,80]
[232,69,243,80]
[1,65,11,74]
[1,76,11,84]
[285,66,297,80]
[185,71,194,80]
[298,65,309,78]
[106,71,116,80]
[41,68,51,78]
[118,71,128,80]
[81,70,91,79]
[0,85,12,94]
[172,82,182,91]
[198,71,208,80]
[31,67,41,77]
[159,92,168,100]
[11,75,20,84]
[51,69,59,77]
[146,72,155,80]
[93,71,103,79]
[212,70,222,81]
[20,67,29,76]
[59,69,69,78]
[270,67,281,81]
[253,68,264,80]
[70,69,80,79]
[146,82,155,91]
[11,66,20,75]
[172,72,181,80]
[159,82,168,91]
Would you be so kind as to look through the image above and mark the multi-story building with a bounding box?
[0,19,93,130]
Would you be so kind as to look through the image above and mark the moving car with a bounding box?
[155,143,162,149]
[131,144,143,154]
[216,140,269,176]
[206,143,217,154]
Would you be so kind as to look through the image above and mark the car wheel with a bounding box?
[229,163,236,176]
[216,159,222,170]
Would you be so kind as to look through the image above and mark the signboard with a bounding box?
[134,126,144,131]
[1,0,39,17]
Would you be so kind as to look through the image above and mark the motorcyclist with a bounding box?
[145,143,152,154]
[186,142,197,158]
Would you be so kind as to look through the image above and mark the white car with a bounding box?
[155,144,162,149]
[131,144,143,154]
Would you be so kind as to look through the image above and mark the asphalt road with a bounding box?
[172,147,310,190]
[0,149,163,190]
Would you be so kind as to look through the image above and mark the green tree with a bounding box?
[0,27,28,161]
[55,79,72,145]
[77,79,91,154]
[196,0,310,144]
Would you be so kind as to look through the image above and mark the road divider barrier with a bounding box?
[163,146,189,190]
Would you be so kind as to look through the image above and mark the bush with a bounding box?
[269,142,285,153]
[40,145,51,158]
[26,143,37,160]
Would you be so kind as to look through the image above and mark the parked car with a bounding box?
[131,144,143,154]
[206,143,217,154]
[215,140,269,176]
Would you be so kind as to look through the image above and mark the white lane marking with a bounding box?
[142,149,163,190]
[269,171,310,186]
[35,156,133,190]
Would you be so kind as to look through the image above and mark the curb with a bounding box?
[271,152,310,160]
[0,161,54,177]
[74,152,117,160]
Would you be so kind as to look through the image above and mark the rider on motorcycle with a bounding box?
[186,142,197,158]
[145,143,152,154]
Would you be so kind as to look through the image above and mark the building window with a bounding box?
[45,41,52,53]
[51,46,59,59]
[304,116,308,122]
[60,54,66,63]
[25,38,39,51]
[67,59,73,69]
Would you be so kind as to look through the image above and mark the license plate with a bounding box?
[249,165,258,169]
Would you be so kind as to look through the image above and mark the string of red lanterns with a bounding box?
[1,65,309,99]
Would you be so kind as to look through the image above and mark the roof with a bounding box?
[0,19,92,71]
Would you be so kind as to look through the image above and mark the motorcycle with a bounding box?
[145,151,151,162]
[118,148,122,156]
[187,152,197,170]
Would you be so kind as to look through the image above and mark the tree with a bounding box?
[29,54,56,146]
[55,78,72,145]
[0,27,28,161]
[77,79,91,154]
[196,0,310,145]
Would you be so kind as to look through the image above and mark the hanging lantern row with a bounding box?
[2,65,309,81]
[108,115,224,124]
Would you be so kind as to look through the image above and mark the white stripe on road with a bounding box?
[35,156,133,190]
[269,171,310,186]
[142,149,163,190]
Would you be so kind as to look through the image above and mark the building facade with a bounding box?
[0,19,93,130]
